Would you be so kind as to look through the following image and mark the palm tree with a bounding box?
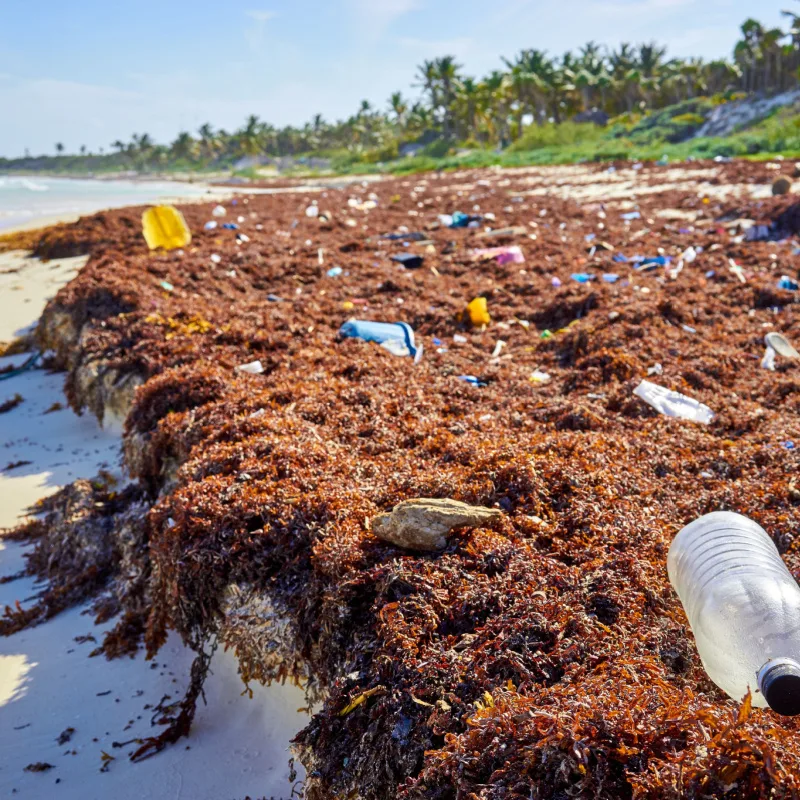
[237,115,264,156]
[389,92,408,126]
[170,131,197,161]
[197,123,219,161]
[55,142,64,155]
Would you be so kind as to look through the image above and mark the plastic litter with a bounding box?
[465,297,490,327]
[779,276,799,291]
[529,370,550,383]
[612,253,629,263]
[458,375,485,387]
[473,246,524,265]
[728,259,746,283]
[212,205,227,217]
[453,334,467,344]
[204,221,218,231]
[210,254,222,265]
[306,205,319,218]
[621,211,641,221]
[551,277,562,287]
[327,266,343,278]
[236,360,265,375]
[490,340,506,359]
[222,223,239,230]
[391,253,423,269]
[766,332,800,359]
[669,511,800,713]
[633,380,714,424]
[159,281,174,292]
[141,206,191,251]
[602,273,619,283]
[571,273,595,283]
[339,320,422,361]
[382,231,425,241]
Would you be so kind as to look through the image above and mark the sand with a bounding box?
[0,249,308,799]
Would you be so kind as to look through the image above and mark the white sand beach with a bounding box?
[0,247,308,799]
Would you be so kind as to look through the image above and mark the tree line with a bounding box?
[34,14,800,169]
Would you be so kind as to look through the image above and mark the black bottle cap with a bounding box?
[760,661,800,716]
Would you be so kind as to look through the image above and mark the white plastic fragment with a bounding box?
[762,346,777,371]
[236,360,265,375]
[212,205,227,217]
[633,380,714,424]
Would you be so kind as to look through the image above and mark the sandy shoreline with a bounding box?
[0,248,307,799]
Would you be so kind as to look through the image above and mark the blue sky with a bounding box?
[0,0,790,157]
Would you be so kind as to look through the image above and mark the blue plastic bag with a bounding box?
[339,320,422,361]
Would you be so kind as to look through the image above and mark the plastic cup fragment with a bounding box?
[633,380,714,424]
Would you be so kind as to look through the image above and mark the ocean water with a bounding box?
[0,176,215,231]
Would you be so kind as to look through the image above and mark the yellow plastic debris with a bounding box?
[142,205,191,251]
[466,296,490,327]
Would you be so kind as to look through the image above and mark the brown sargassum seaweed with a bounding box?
[5,161,800,798]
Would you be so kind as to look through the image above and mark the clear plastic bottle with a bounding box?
[668,511,800,715]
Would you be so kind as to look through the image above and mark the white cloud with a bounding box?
[346,0,422,39]
[245,10,277,23]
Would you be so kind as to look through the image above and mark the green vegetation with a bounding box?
[2,14,800,176]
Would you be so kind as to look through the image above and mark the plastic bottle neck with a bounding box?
[757,658,800,716]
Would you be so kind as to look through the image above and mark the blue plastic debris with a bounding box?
[339,320,422,360]
[612,253,629,264]
[779,276,800,291]
[160,281,174,292]
[390,253,424,269]
[327,266,343,277]
[585,233,596,242]
[571,273,595,283]
[458,375,486,387]
[551,276,562,288]
[432,338,443,346]
[705,270,716,279]
[222,223,239,230]
[640,256,670,267]
[784,441,796,450]
[621,211,641,221]
[602,273,619,283]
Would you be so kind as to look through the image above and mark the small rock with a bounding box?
[773,176,792,196]
[372,498,503,552]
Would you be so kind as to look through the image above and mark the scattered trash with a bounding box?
[551,276,562,287]
[236,360,265,375]
[141,206,191,251]
[204,221,218,231]
[540,330,553,339]
[779,275,799,291]
[267,294,283,302]
[212,205,227,217]
[637,256,670,268]
[339,320,422,360]
[728,259,746,283]
[785,441,796,450]
[327,266,343,278]
[647,364,663,376]
[602,273,619,283]
[473,245,525,265]
[529,370,551,383]
[464,297,490,327]
[621,211,641,221]
[766,332,800,359]
[382,231,425,241]
[391,253,424,269]
[210,254,222,265]
[476,226,528,239]
[571,273,595,283]
[159,280,174,292]
[763,332,800,369]
[612,253,629,263]
[633,380,714,424]
[371,498,503,552]
[458,375,485,387]
[490,340,506,359]
[306,205,320,218]
[668,512,800,712]
[453,334,468,344]
[237,233,250,243]
[222,223,239,230]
